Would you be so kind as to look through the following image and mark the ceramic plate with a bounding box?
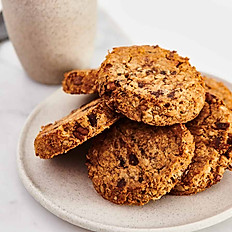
[18,73,232,232]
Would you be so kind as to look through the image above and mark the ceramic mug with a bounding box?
[2,0,97,84]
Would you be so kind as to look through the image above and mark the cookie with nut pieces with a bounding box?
[86,119,195,205]
[63,69,98,95]
[172,93,232,195]
[204,76,232,110]
[63,45,205,126]
[34,98,120,159]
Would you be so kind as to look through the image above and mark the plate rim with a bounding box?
[17,72,232,232]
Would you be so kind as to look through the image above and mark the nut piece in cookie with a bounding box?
[63,69,98,94]
[172,93,232,195]
[98,45,205,126]
[204,76,232,110]
[86,119,195,205]
[34,98,120,159]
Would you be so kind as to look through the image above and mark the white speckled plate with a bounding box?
[18,73,232,232]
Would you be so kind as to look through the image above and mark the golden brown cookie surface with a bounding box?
[86,119,194,205]
[34,98,120,159]
[63,69,98,94]
[98,45,205,126]
[204,76,232,110]
[172,93,232,195]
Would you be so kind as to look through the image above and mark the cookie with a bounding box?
[34,98,120,159]
[86,119,195,205]
[204,76,232,110]
[62,69,98,94]
[172,93,232,195]
[62,46,205,126]
[98,45,205,126]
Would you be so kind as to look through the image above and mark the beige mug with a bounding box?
[2,0,97,84]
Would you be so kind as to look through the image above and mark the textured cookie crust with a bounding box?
[172,93,232,195]
[204,76,232,110]
[63,69,98,94]
[86,119,195,205]
[98,45,205,126]
[34,98,120,159]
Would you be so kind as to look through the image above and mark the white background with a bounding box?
[1,0,232,231]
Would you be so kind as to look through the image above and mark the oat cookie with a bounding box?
[63,46,205,126]
[172,93,232,195]
[86,119,195,205]
[204,76,232,110]
[63,69,98,94]
[34,98,120,159]
[97,45,205,126]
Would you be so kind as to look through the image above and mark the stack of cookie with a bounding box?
[34,45,232,205]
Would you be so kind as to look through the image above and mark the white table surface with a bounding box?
[1,0,232,231]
